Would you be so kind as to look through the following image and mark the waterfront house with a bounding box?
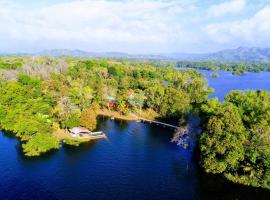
[70,127,91,138]
[106,96,117,109]
[127,89,134,99]
[70,127,106,139]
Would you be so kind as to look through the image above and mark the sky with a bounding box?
[0,0,270,54]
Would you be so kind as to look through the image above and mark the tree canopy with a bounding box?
[200,90,270,189]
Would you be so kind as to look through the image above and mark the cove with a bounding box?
[1,117,270,200]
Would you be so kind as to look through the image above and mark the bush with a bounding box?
[22,133,60,156]
[80,107,97,130]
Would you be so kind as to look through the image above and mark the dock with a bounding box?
[87,132,107,139]
[140,118,179,129]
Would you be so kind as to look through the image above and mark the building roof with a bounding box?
[106,96,116,101]
[70,127,91,134]
[127,89,134,98]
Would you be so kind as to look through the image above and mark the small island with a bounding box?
[210,73,220,78]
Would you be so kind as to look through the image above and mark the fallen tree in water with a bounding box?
[171,114,201,150]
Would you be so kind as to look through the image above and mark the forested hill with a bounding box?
[38,47,270,62]
[201,47,270,62]
[2,47,270,63]
[160,47,270,62]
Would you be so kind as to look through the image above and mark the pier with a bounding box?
[140,118,179,129]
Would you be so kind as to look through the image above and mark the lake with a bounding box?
[1,118,270,200]
[1,71,270,200]
[200,70,270,100]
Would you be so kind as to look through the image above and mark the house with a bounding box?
[70,127,91,138]
[127,89,134,99]
[106,96,118,109]
[69,127,107,139]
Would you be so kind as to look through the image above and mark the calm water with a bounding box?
[200,70,270,100]
[1,71,270,200]
[1,118,270,200]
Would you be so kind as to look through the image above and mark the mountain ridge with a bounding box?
[2,47,270,62]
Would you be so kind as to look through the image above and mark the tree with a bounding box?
[200,91,270,189]
[54,96,76,121]
[160,88,190,118]
[128,89,145,113]
[80,107,97,131]
[22,133,60,156]
[145,85,165,112]
[69,80,93,110]
[200,99,246,173]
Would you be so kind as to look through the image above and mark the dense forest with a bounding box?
[0,56,270,190]
[200,90,270,189]
[176,61,270,75]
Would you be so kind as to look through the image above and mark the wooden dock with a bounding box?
[89,131,107,139]
[140,118,179,129]
[88,134,107,139]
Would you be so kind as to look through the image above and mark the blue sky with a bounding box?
[0,0,270,53]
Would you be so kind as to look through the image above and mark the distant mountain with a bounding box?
[5,47,270,63]
[163,47,270,62]
[38,49,171,60]
[202,47,270,62]
[38,49,146,58]
[39,49,92,57]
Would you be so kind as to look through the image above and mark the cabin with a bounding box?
[127,89,134,99]
[70,127,91,138]
[106,96,118,109]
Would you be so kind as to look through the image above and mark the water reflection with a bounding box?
[198,172,270,200]
[63,141,98,155]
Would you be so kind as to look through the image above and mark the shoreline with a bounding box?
[97,109,140,121]
[96,108,159,122]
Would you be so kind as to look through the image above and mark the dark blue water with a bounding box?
[199,70,270,100]
[0,119,198,200]
[1,118,270,200]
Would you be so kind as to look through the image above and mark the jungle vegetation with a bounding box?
[200,90,270,189]
[210,73,219,78]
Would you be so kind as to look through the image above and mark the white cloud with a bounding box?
[207,0,246,17]
[0,0,269,53]
[0,0,198,53]
[204,6,270,45]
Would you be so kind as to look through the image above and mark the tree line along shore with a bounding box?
[0,56,269,190]
[176,60,270,75]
